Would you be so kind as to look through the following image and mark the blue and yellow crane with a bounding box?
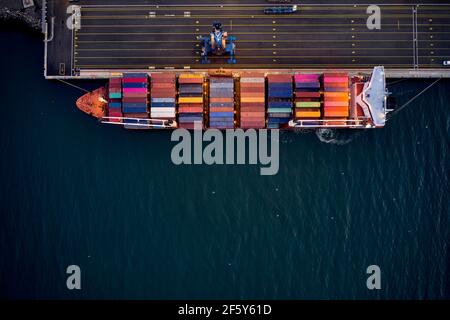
[197,22,236,64]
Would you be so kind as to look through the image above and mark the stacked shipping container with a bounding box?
[239,72,266,129]
[209,76,235,129]
[150,73,177,122]
[323,73,350,119]
[122,73,149,127]
[178,74,204,129]
[267,74,293,128]
[294,74,321,119]
[108,78,123,123]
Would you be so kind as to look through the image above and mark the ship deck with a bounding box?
[44,0,450,78]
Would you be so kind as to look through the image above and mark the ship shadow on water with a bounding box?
[278,128,366,146]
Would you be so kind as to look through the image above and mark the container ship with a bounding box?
[76,66,389,130]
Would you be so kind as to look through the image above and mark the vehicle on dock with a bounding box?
[264,5,298,14]
[76,67,391,130]
[197,22,236,64]
[266,0,292,3]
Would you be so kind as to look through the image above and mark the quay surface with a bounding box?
[44,0,450,78]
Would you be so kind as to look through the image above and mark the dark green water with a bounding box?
[0,27,449,300]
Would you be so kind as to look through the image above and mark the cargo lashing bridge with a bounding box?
[44,1,450,79]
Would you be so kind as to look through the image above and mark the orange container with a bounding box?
[324,106,349,117]
[210,97,234,103]
[324,92,348,98]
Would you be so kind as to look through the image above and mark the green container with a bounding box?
[296,101,321,108]
[268,108,292,114]
[109,93,122,99]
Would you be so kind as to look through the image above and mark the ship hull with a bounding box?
[76,68,388,130]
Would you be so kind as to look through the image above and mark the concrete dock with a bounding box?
[44,0,450,78]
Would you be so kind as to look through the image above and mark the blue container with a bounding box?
[210,118,233,123]
[123,118,148,125]
[179,116,204,123]
[295,82,320,89]
[268,101,292,108]
[210,90,234,98]
[210,78,234,84]
[179,112,203,117]
[295,88,321,93]
[268,83,292,90]
[123,102,147,108]
[109,102,122,109]
[324,87,347,92]
[179,93,203,98]
[180,86,203,94]
[268,90,293,99]
[123,82,148,89]
[268,117,289,124]
[210,112,234,118]
[151,98,176,103]
[209,102,234,108]
[123,73,148,78]
[122,107,148,114]
[210,123,234,129]
[268,113,291,118]
[151,102,176,108]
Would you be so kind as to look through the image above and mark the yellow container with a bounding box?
[179,73,203,79]
[295,111,321,118]
[241,97,265,103]
[179,97,203,104]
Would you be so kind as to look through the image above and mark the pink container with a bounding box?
[295,74,319,82]
[122,88,147,93]
[324,77,349,84]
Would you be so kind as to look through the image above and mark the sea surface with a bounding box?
[0,26,448,300]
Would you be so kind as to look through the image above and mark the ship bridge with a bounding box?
[358,66,388,128]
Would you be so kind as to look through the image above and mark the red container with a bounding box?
[324,77,348,84]
[123,98,148,103]
[295,92,321,98]
[240,121,265,127]
[241,82,265,88]
[210,107,234,112]
[151,74,176,82]
[241,89,265,95]
[179,103,203,108]
[123,78,148,83]
[241,117,265,121]
[151,83,175,88]
[151,91,176,98]
[178,106,204,113]
[241,106,265,112]
[241,112,265,118]
[240,103,265,108]
[324,82,348,87]
[240,91,265,97]
[179,123,199,129]
[323,73,348,78]
[267,74,292,83]
[123,113,149,118]
[108,109,122,116]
